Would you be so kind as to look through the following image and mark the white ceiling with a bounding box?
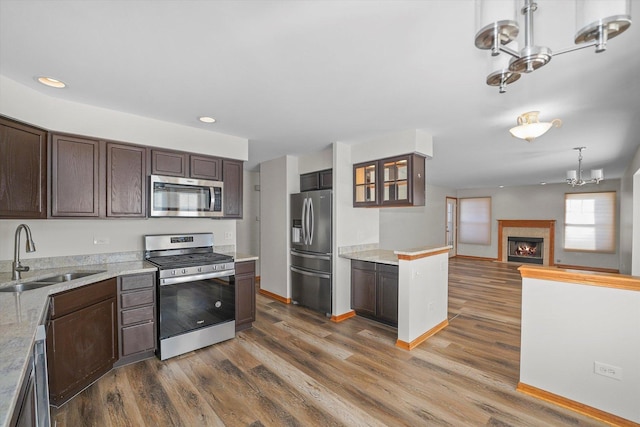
[1,0,639,189]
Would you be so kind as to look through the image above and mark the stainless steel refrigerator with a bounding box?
[290,189,332,315]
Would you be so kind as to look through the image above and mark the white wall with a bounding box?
[349,129,433,162]
[456,180,621,270]
[333,142,379,315]
[0,76,248,160]
[520,277,640,423]
[259,155,297,298]
[0,218,235,263]
[236,171,261,274]
[298,147,332,174]
[379,183,454,250]
[619,144,640,275]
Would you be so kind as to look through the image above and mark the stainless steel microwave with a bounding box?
[150,175,224,218]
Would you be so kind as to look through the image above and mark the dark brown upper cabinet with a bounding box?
[51,134,102,217]
[151,149,221,181]
[353,153,425,207]
[51,133,148,218]
[151,149,187,177]
[300,168,332,192]
[190,155,221,180]
[222,159,243,218]
[0,116,48,218]
[106,142,147,217]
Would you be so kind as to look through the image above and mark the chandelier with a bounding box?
[475,0,632,93]
[509,111,561,142]
[566,147,603,187]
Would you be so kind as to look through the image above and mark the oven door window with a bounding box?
[159,277,235,340]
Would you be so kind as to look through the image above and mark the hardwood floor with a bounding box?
[51,258,607,426]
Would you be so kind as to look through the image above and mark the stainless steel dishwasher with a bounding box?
[11,324,50,427]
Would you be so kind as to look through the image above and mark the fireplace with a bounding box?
[498,220,555,266]
[508,237,543,264]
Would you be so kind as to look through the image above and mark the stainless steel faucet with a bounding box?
[12,224,37,280]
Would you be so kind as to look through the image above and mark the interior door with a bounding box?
[446,197,457,258]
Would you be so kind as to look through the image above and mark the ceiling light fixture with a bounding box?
[37,76,66,88]
[475,0,632,93]
[566,146,603,187]
[198,116,216,123]
[509,111,561,142]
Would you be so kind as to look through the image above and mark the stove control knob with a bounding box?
[197,267,202,272]
[182,269,187,274]
[171,270,176,276]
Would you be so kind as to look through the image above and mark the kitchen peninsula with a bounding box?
[340,244,450,349]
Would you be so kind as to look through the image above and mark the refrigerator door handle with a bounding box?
[290,266,331,280]
[301,198,308,245]
[290,250,331,261]
[308,198,314,245]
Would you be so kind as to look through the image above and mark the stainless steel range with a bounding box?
[144,233,235,360]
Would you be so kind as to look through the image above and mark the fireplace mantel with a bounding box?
[497,220,555,266]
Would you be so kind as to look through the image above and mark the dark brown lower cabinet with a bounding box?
[351,260,398,326]
[47,278,117,407]
[235,260,256,332]
[115,272,157,367]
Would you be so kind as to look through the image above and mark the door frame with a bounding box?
[445,197,457,258]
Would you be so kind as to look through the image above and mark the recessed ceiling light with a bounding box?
[540,182,547,185]
[499,185,505,188]
[198,116,216,123]
[37,76,66,88]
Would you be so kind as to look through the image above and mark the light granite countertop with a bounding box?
[338,245,451,266]
[0,261,157,427]
[339,249,399,265]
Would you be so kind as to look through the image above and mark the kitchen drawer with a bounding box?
[235,260,255,276]
[50,278,116,319]
[121,322,155,356]
[121,289,154,309]
[121,305,154,326]
[120,272,155,291]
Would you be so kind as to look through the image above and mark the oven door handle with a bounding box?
[160,270,235,286]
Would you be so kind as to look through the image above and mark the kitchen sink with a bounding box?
[0,282,54,293]
[33,270,106,283]
[0,270,106,293]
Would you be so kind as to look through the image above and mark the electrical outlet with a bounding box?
[224,232,232,240]
[594,361,622,380]
[93,237,110,245]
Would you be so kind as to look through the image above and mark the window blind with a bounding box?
[564,191,616,252]
[458,197,491,245]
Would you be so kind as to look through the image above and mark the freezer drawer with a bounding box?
[290,250,331,273]
[291,266,331,315]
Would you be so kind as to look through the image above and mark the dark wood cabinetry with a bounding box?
[300,168,332,192]
[190,155,221,180]
[151,149,187,177]
[235,260,256,332]
[51,134,148,218]
[353,153,425,207]
[0,117,48,219]
[351,260,398,326]
[47,278,117,407]
[106,142,147,217]
[50,134,102,217]
[151,149,221,181]
[115,272,156,366]
[223,159,243,218]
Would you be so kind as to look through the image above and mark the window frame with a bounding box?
[563,191,616,253]
[458,197,492,245]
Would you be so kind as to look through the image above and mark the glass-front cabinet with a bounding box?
[354,162,378,206]
[353,153,425,207]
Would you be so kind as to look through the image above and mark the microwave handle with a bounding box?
[209,187,215,211]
